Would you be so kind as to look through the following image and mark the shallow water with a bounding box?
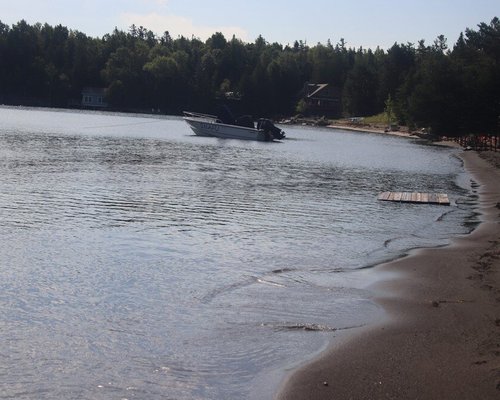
[0,107,477,399]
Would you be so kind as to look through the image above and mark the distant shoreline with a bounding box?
[278,116,428,140]
[326,123,420,139]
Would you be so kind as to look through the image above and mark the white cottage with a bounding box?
[81,87,108,108]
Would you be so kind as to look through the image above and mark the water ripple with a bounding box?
[0,107,477,400]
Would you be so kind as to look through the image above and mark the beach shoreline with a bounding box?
[275,149,500,399]
[326,123,420,139]
[281,116,423,139]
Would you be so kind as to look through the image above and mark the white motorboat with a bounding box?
[183,111,285,141]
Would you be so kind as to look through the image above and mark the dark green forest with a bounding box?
[0,17,499,136]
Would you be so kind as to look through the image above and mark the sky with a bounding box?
[1,0,498,49]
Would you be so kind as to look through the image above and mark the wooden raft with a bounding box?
[378,192,450,205]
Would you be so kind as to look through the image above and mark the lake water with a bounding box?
[0,107,477,399]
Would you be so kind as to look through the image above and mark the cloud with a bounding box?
[142,0,169,7]
[120,12,249,41]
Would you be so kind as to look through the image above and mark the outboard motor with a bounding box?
[257,119,286,140]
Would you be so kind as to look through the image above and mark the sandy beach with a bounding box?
[276,149,500,399]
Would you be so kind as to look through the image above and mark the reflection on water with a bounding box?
[0,107,476,399]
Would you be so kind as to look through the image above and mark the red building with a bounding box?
[303,83,341,117]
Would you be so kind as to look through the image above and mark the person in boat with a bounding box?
[217,104,236,125]
[217,104,254,129]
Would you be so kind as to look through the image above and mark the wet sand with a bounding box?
[276,150,500,399]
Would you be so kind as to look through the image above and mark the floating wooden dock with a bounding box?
[378,192,450,205]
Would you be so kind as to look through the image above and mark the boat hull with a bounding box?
[184,117,269,141]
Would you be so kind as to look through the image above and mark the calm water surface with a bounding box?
[0,107,477,399]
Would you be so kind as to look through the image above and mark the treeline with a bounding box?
[0,18,499,135]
